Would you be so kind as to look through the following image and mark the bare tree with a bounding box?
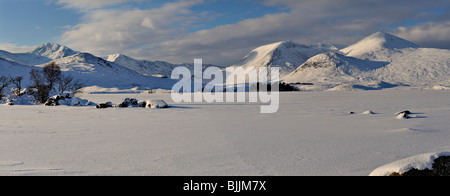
[0,76,10,100]
[71,79,84,95]
[30,69,45,88]
[29,69,51,104]
[42,62,62,91]
[58,74,74,94]
[34,85,52,104]
[9,75,24,96]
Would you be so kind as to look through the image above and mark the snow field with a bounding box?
[0,90,449,176]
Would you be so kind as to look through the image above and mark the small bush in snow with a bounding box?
[9,76,24,97]
[0,76,10,100]
[250,82,299,92]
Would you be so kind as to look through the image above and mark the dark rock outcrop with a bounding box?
[389,156,450,176]
[96,102,113,109]
[118,98,139,108]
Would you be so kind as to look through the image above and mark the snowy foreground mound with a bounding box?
[370,152,450,176]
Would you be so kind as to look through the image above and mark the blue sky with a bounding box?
[0,0,80,46]
[0,0,282,46]
[0,0,449,65]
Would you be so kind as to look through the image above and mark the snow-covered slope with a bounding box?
[369,47,450,87]
[0,57,33,81]
[341,32,419,59]
[0,49,51,66]
[231,41,339,77]
[283,53,388,88]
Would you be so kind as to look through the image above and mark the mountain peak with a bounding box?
[232,40,338,77]
[30,43,77,59]
[341,32,419,57]
[106,54,134,62]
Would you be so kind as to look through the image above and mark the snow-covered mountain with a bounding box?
[0,44,178,91]
[231,41,339,77]
[283,32,450,90]
[2,31,449,92]
[32,52,177,90]
[283,53,388,87]
[30,43,78,60]
[106,53,222,78]
[106,54,178,77]
[340,32,419,59]
[0,43,78,66]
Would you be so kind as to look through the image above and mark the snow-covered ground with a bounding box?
[1,89,449,176]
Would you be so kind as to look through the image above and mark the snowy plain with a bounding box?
[1,89,449,176]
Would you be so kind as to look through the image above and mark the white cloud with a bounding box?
[57,0,450,66]
[132,0,450,65]
[391,21,450,49]
[56,0,144,10]
[60,0,204,55]
[0,43,35,53]
[141,17,155,29]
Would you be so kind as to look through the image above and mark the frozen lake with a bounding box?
[1,89,449,176]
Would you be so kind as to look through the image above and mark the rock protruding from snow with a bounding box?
[145,99,169,109]
[96,102,114,109]
[96,98,169,109]
[341,32,419,58]
[396,110,411,119]
[4,94,37,105]
[118,98,140,108]
[370,152,450,176]
[44,94,95,106]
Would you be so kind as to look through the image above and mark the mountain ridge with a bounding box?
[231,40,340,77]
[282,32,449,90]
[1,32,449,91]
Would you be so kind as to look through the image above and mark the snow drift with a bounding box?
[370,152,450,176]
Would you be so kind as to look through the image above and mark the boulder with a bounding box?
[96,102,114,109]
[118,98,140,108]
[396,111,411,119]
[146,100,169,109]
[44,97,60,106]
[389,156,450,176]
